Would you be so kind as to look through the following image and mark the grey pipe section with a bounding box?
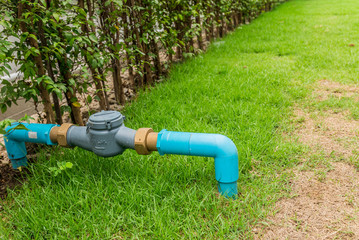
[115,126,136,149]
[67,126,91,151]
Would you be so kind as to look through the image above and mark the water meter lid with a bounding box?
[87,111,124,130]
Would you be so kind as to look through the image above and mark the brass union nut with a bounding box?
[135,128,155,155]
[50,123,74,147]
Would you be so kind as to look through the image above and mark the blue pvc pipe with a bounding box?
[4,123,57,169]
[3,121,240,199]
[156,129,239,198]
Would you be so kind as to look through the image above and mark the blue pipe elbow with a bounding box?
[4,123,58,169]
[156,129,239,198]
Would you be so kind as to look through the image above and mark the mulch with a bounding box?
[0,143,40,199]
[0,161,26,199]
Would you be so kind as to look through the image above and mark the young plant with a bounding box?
[48,161,74,177]
[0,115,33,148]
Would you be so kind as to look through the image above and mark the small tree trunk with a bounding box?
[175,21,183,59]
[128,14,141,70]
[98,68,110,110]
[128,0,146,86]
[232,13,237,27]
[221,17,226,36]
[238,12,244,24]
[187,16,194,53]
[150,38,162,77]
[38,85,56,124]
[168,52,173,62]
[122,13,135,86]
[99,0,125,102]
[64,85,83,126]
[214,6,221,38]
[205,18,211,42]
[18,2,56,123]
[79,0,107,110]
[144,56,153,85]
[227,14,234,31]
[38,19,63,124]
[91,70,107,110]
[51,93,62,124]
[86,0,96,32]
[211,20,216,39]
[141,39,153,85]
[55,26,83,125]
[137,17,153,85]
[55,55,83,125]
[65,90,83,126]
[196,15,204,50]
[112,58,125,104]
[64,93,76,123]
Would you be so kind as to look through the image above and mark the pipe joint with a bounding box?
[4,122,58,168]
[134,128,158,155]
[50,123,73,147]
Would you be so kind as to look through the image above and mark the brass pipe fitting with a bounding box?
[134,128,158,155]
[50,123,74,147]
[49,126,60,143]
[146,132,158,151]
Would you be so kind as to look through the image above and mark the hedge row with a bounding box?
[0,0,285,124]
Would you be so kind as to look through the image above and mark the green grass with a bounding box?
[305,93,359,120]
[2,0,359,238]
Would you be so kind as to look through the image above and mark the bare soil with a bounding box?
[0,143,40,200]
[0,161,24,200]
[255,80,359,239]
[315,79,359,101]
[255,162,359,239]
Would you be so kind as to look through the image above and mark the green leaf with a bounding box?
[24,50,32,60]
[72,102,81,108]
[1,104,7,113]
[105,0,111,7]
[13,124,29,131]
[28,34,37,41]
[53,13,60,22]
[65,162,73,168]
[18,114,34,123]
[33,49,40,56]
[87,95,92,104]
[89,34,98,43]
[78,8,86,17]
[91,59,98,68]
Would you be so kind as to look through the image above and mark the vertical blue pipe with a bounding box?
[156,129,239,198]
[4,123,57,169]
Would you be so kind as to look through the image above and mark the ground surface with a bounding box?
[0,99,39,121]
[1,0,359,239]
[256,81,359,239]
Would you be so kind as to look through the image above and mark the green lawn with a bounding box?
[2,0,359,238]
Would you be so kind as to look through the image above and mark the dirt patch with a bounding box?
[256,80,359,239]
[295,108,359,158]
[315,79,359,101]
[255,162,359,239]
[0,142,42,199]
[0,160,25,200]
